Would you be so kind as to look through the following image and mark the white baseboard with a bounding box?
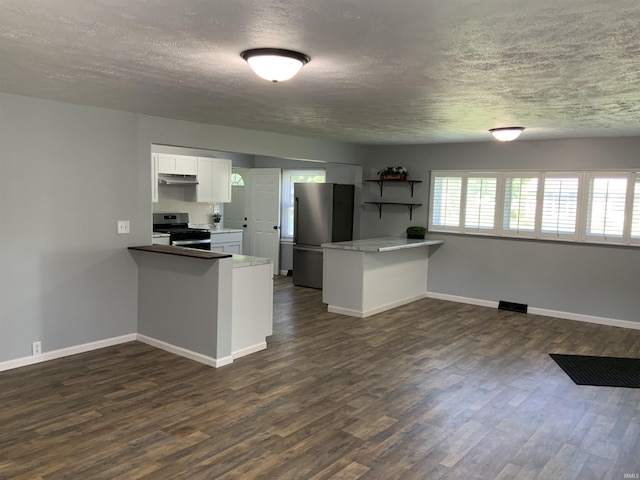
[327,305,366,318]
[328,293,428,318]
[0,333,137,372]
[527,307,640,330]
[0,332,258,372]
[232,341,267,359]
[136,334,233,368]
[426,292,498,309]
[426,291,640,331]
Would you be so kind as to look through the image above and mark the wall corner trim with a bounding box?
[136,334,233,368]
[0,333,237,373]
[232,342,267,360]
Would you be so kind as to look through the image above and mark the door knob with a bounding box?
[243,224,247,228]
[273,225,279,230]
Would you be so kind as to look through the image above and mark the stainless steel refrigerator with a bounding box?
[293,183,355,289]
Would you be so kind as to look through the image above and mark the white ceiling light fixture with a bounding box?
[489,127,525,141]
[240,48,311,83]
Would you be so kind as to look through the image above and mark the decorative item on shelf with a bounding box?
[406,226,426,239]
[212,211,222,230]
[377,166,408,181]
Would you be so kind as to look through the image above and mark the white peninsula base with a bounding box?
[322,237,443,318]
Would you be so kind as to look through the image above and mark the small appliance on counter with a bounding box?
[293,183,355,289]
[153,212,211,250]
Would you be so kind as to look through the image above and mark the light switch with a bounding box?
[117,220,130,234]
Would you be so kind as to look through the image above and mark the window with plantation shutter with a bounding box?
[430,174,462,230]
[464,176,497,232]
[540,175,581,239]
[629,175,640,244]
[585,174,628,242]
[502,176,538,235]
[428,169,638,247]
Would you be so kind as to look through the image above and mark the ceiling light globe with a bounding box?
[241,48,310,82]
[490,127,525,142]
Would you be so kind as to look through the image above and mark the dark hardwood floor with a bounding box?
[1,277,640,479]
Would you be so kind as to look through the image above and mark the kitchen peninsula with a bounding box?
[129,245,272,367]
[321,237,443,318]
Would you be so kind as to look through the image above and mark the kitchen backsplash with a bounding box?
[154,184,222,224]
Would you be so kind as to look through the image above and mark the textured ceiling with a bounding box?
[2,0,640,144]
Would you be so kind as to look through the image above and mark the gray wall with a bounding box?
[360,138,640,323]
[0,94,141,362]
[135,252,232,359]
[0,92,365,364]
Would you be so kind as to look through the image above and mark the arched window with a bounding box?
[231,173,245,186]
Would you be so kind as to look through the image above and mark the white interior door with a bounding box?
[249,168,281,272]
[224,167,250,253]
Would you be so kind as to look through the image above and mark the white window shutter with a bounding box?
[502,175,539,236]
[464,176,498,233]
[629,174,640,244]
[585,174,628,243]
[539,175,581,240]
[430,174,462,231]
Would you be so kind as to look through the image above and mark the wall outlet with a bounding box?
[32,341,42,356]
[117,220,130,234]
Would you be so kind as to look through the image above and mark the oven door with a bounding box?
[171,239,211,250]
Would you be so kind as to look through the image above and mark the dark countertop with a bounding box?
[129,245,232,260]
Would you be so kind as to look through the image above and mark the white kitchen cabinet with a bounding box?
[232,258,273,358]
[210,231,243,254]
[152,233,170,245]
[158,154,197,175]
[151,153,159,203]
[195,157,232,203]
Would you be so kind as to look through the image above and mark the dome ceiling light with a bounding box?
[240,48,311,82]
[489,127,525,142]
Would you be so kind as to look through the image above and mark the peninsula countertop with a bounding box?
[321,236,443,252]
[231,254,271,268]
[129,245,232,259]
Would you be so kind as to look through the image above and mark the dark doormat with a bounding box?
[549,354,640,388]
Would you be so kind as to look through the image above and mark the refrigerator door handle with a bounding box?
[294,196,299,243]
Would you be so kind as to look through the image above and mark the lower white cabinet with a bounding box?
[210,231,242,254]
[152,234,170,246]
[232,260,273,357]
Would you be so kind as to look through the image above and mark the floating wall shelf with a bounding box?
[365,179,423,197]
[365,202,422,220]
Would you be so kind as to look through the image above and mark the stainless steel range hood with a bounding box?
[158,173,199,185]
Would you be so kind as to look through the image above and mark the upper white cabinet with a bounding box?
[151,153,159,203]
[158,154,197,175]
[196,157,232,203]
